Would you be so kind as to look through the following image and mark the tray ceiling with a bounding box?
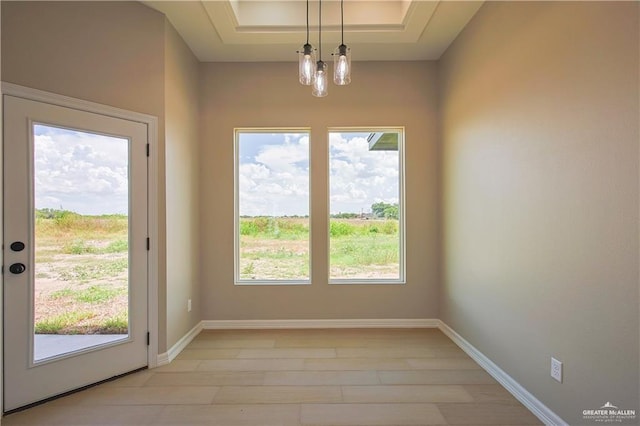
[144,0,483,62]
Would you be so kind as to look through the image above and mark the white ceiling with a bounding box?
[144,0,483,62]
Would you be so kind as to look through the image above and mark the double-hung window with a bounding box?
[235,130,311,284]
[234,127,404,285]
[328,129,405,283]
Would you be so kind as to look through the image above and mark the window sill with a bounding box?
[235,280,311,286]
[329,279,406,285]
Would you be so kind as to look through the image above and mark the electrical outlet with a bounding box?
[551,357,562,383]
[187,299,192,312]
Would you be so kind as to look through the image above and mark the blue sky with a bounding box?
[238,132,310,216]
[34,125,129,215]
[329,132,399,215]
[33,127,399,218]
[238,131,399,217]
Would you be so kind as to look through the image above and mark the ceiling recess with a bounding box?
[143,0,483,62]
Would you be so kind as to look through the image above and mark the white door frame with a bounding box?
[1,82,160,373]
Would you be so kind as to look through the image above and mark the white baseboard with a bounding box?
[156,352,170,367]
[438,321,567,426]
[202,318,439,329]
[155,321,203,367]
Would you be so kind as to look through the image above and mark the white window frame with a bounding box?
[233,128,312,286]
[327,127,406,285]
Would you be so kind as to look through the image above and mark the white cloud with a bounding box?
[34,126,129,215]
[254,135,309,173]
[238,132,400,217]
[329,133,399,214]
[238,134,310,217]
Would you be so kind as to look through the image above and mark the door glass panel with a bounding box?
[33,124,130,362]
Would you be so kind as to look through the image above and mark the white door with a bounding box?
[3,95,148,412]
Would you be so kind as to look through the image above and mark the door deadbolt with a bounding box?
[10,242,25,252]
[9,263,26,274]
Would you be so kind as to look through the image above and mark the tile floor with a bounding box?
[3,328,542,425]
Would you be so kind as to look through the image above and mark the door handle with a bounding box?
[9,263,26,274]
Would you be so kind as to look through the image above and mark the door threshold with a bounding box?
[2,366,148,416]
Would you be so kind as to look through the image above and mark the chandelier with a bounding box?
[297,0,351,97]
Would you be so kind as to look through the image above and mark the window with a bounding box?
[328,129,405,283]
[235,130,310,284]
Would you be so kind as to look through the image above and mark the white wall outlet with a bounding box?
[551,357,563,383]
[187,299,192,312]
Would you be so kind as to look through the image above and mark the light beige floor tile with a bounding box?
[437,403,542,424]
[213,386,342,404]
[359,334,458,349]
[146,371,265,386]
[275,338,373,348]
[102,370,155,387]
[463,384,524,404]
[198,359,305,371]
[154,404,301,426]
[336,347,464,358]
[365,332,456,342]
[342,385,474,403]
[153,360,202,372]
[430,347,473,358]
[407,358,482,370]
[176,348,241,359]
[301,403,446,425]
[378,369,497,385]
[188,339,276,349]
[197,330,299,340]
[264,371,379,386]
[54,386,219,405]
[195,330,278,339]
[304,358,411,371]
[6,329,540,426]
[2,404,162,425]
[237,348,337,359]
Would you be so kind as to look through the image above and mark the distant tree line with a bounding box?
[240,202,400,220]
[330,202,399,220]
[36,208,78,220]
[371,202,399,220]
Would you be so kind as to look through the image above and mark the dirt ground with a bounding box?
[34,248,128,334]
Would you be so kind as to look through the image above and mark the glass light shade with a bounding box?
[312,61,328,97]
[298,44,316,85]
[333,44,351,85]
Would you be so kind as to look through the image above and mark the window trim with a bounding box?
[233,127,312,286]
[327,127,406,285]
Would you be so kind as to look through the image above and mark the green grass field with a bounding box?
[35,212,400,333]
[239,217,400,280]
[34,210,129,334]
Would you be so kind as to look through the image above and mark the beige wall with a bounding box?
[1,1,202,353]
[0,2,4,416]
[1,1,165,122]
[3,2,638,421]
[199,61,440,320]
[439,2,639,423]
[164,22,201,348]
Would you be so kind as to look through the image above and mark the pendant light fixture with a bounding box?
[333,0,351,85]
[312,0,328,97]
[297,0,316,85]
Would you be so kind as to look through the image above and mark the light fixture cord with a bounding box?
[318,0,322,60]
[341,0,344,45]
[306,0,310,45]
